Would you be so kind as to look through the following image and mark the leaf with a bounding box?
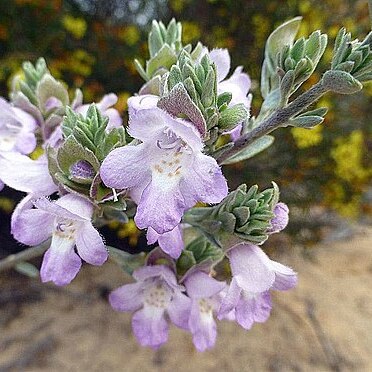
[218,104,248,131]
[157,83,207,136]
[15,261,39,278]
[221,135,274,165]
[261,17,302,98]
[146,44,177,78]
[323,70,363,94]
[108,246,145,275]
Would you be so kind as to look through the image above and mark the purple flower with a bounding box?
[109,265,190,349]
[76,93,123,130]
[209,49,252,109]
[183,271,226,352]
[127,94,159,116]
[268,202,289,234]
[218,243,297,330]
[100,107,228,234]
[11,193,107,286]
[0,97,37,154]
[0,152,57,195]
[146,224,184,259]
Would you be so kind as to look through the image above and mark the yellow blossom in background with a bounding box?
[116,92,131,112]
[182,22,201,44]
[323,181,361,218]
[291,125,323,149]
[118,25,140,46]
[109,220,142,247]
[62,15,87,39]
[331,130,370,183]
[0,197,15,214]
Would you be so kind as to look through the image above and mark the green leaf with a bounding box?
[218,103,248,131]
[15,262,39,278]
[146,44,177,78]
[289,115,324,128]
[108,247,145,275]
[323,70,363,94]
[221,135,274,165]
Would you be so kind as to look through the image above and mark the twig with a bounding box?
[218,81,328,164]
[0,240,50,272]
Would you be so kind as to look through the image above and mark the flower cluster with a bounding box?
[1,17,371,351]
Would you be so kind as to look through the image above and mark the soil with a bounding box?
[1,226,372,372]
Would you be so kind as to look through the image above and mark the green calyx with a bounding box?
[47,105,127,217]
[184,183,279,248]
[176,236,224,277]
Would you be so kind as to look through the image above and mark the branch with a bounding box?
[218,80,328,164]
[0,240,50,272]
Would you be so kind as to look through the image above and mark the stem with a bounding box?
[218,81,329,164]
[0,241,49,272]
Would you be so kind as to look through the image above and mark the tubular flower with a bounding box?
[109,265,190,349]
[11,193,107,286]
[100,107,228,234]
[183,271,226,352]
[218,243,297,330]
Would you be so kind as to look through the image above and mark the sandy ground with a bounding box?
[1,227,372,372]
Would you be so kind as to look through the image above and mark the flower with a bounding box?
[0,97,37,154]
[146,224,184,259]
[127,94,159,116]
[209,49,252,141]
[100,107,228,234]
[218,243,297,330]
[209,49,252,109]
[109,265,190,349]
[268,202,289,234]
[183,271,226,352]
[11,193,107,286]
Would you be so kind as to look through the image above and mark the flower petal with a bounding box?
[11,195,54,246]
[218,66,252,107]
[209,48,231,82]
[270,260,298,290]
[132,307,169,349]
[127,94,159,116]
[100,143,151,190]
[135,175,186,233]
[75,222,108,265]
[147,225,184,259]
[228,243,276,293]
[0,153,57,195]
[109,282,143,312]
[218,277,242,319]
[40,235,81,286]
[184,271,226,299]
[129,108,203,152]
[34,194,93,221]
[268,202,289,234]
[180,152,228,205]
[189,301,217,352]
[133,265,182,292]
[235,291,272,330]
[167,291,191,330]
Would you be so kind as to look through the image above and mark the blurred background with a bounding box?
[0,1,372,370]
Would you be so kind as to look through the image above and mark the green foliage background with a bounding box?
[0,0,371,243]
